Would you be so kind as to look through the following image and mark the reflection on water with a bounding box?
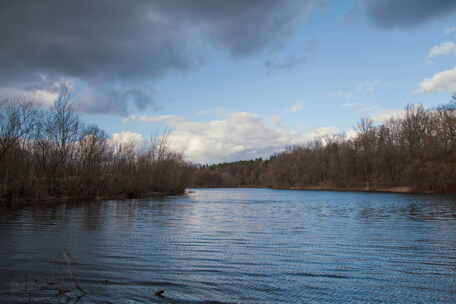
[1,189,456,303]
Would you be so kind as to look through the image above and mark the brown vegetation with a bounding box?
[0,91,192,207]
[193,99,456,194]
[3,92,456,206]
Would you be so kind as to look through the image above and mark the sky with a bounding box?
[1,0,456,163]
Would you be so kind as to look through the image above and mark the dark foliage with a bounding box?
[0,93,192,205]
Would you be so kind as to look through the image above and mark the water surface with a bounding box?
[1,188,456,303]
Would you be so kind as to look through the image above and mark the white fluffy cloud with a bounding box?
[427,41,456,60]
[419,66,456,93]
[109,131,145,148]
[125,112,339,163]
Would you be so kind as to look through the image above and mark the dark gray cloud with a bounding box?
[366,0,456,29]
[0,0,315,114]
[75,86,161,116]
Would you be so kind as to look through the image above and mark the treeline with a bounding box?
[0,92,192,206]
[193,159,266,187]
[193,100,456,193]
[4,93,456,205]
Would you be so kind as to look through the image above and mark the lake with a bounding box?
[1,188,456,303]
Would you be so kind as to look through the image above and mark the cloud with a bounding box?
[123,114,182,124]
[74,86,161,115]
[125,111,339,163]
[194,107,228,118]
[109,131,145,148]
[427,42,456,60]
[0,87,59,108]
[289,103,304,112]
[365,0,456,29]
[0,75,74,108]
[0,0,318,115]
[306,126,340,139]
[419,66,456,93]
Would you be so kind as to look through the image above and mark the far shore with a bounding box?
[192,185,444,195]
[278,185,432,194]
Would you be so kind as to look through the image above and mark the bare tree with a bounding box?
[0,99,39,162]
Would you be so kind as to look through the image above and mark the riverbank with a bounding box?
[276,185,432,194]
[193,185,439,194]
[0,190,186,210]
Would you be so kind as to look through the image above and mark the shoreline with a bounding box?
[275,185,432,194]
[3,185,450,210]
[0,190,186,210]
[192,185,443,195]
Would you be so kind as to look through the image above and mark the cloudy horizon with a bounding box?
[1,0,456,163]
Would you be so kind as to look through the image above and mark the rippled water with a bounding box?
[1,188,456,303]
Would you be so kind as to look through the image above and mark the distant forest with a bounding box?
[193,98,456,194]
[3,94,456,207]
[0,91,191,206]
